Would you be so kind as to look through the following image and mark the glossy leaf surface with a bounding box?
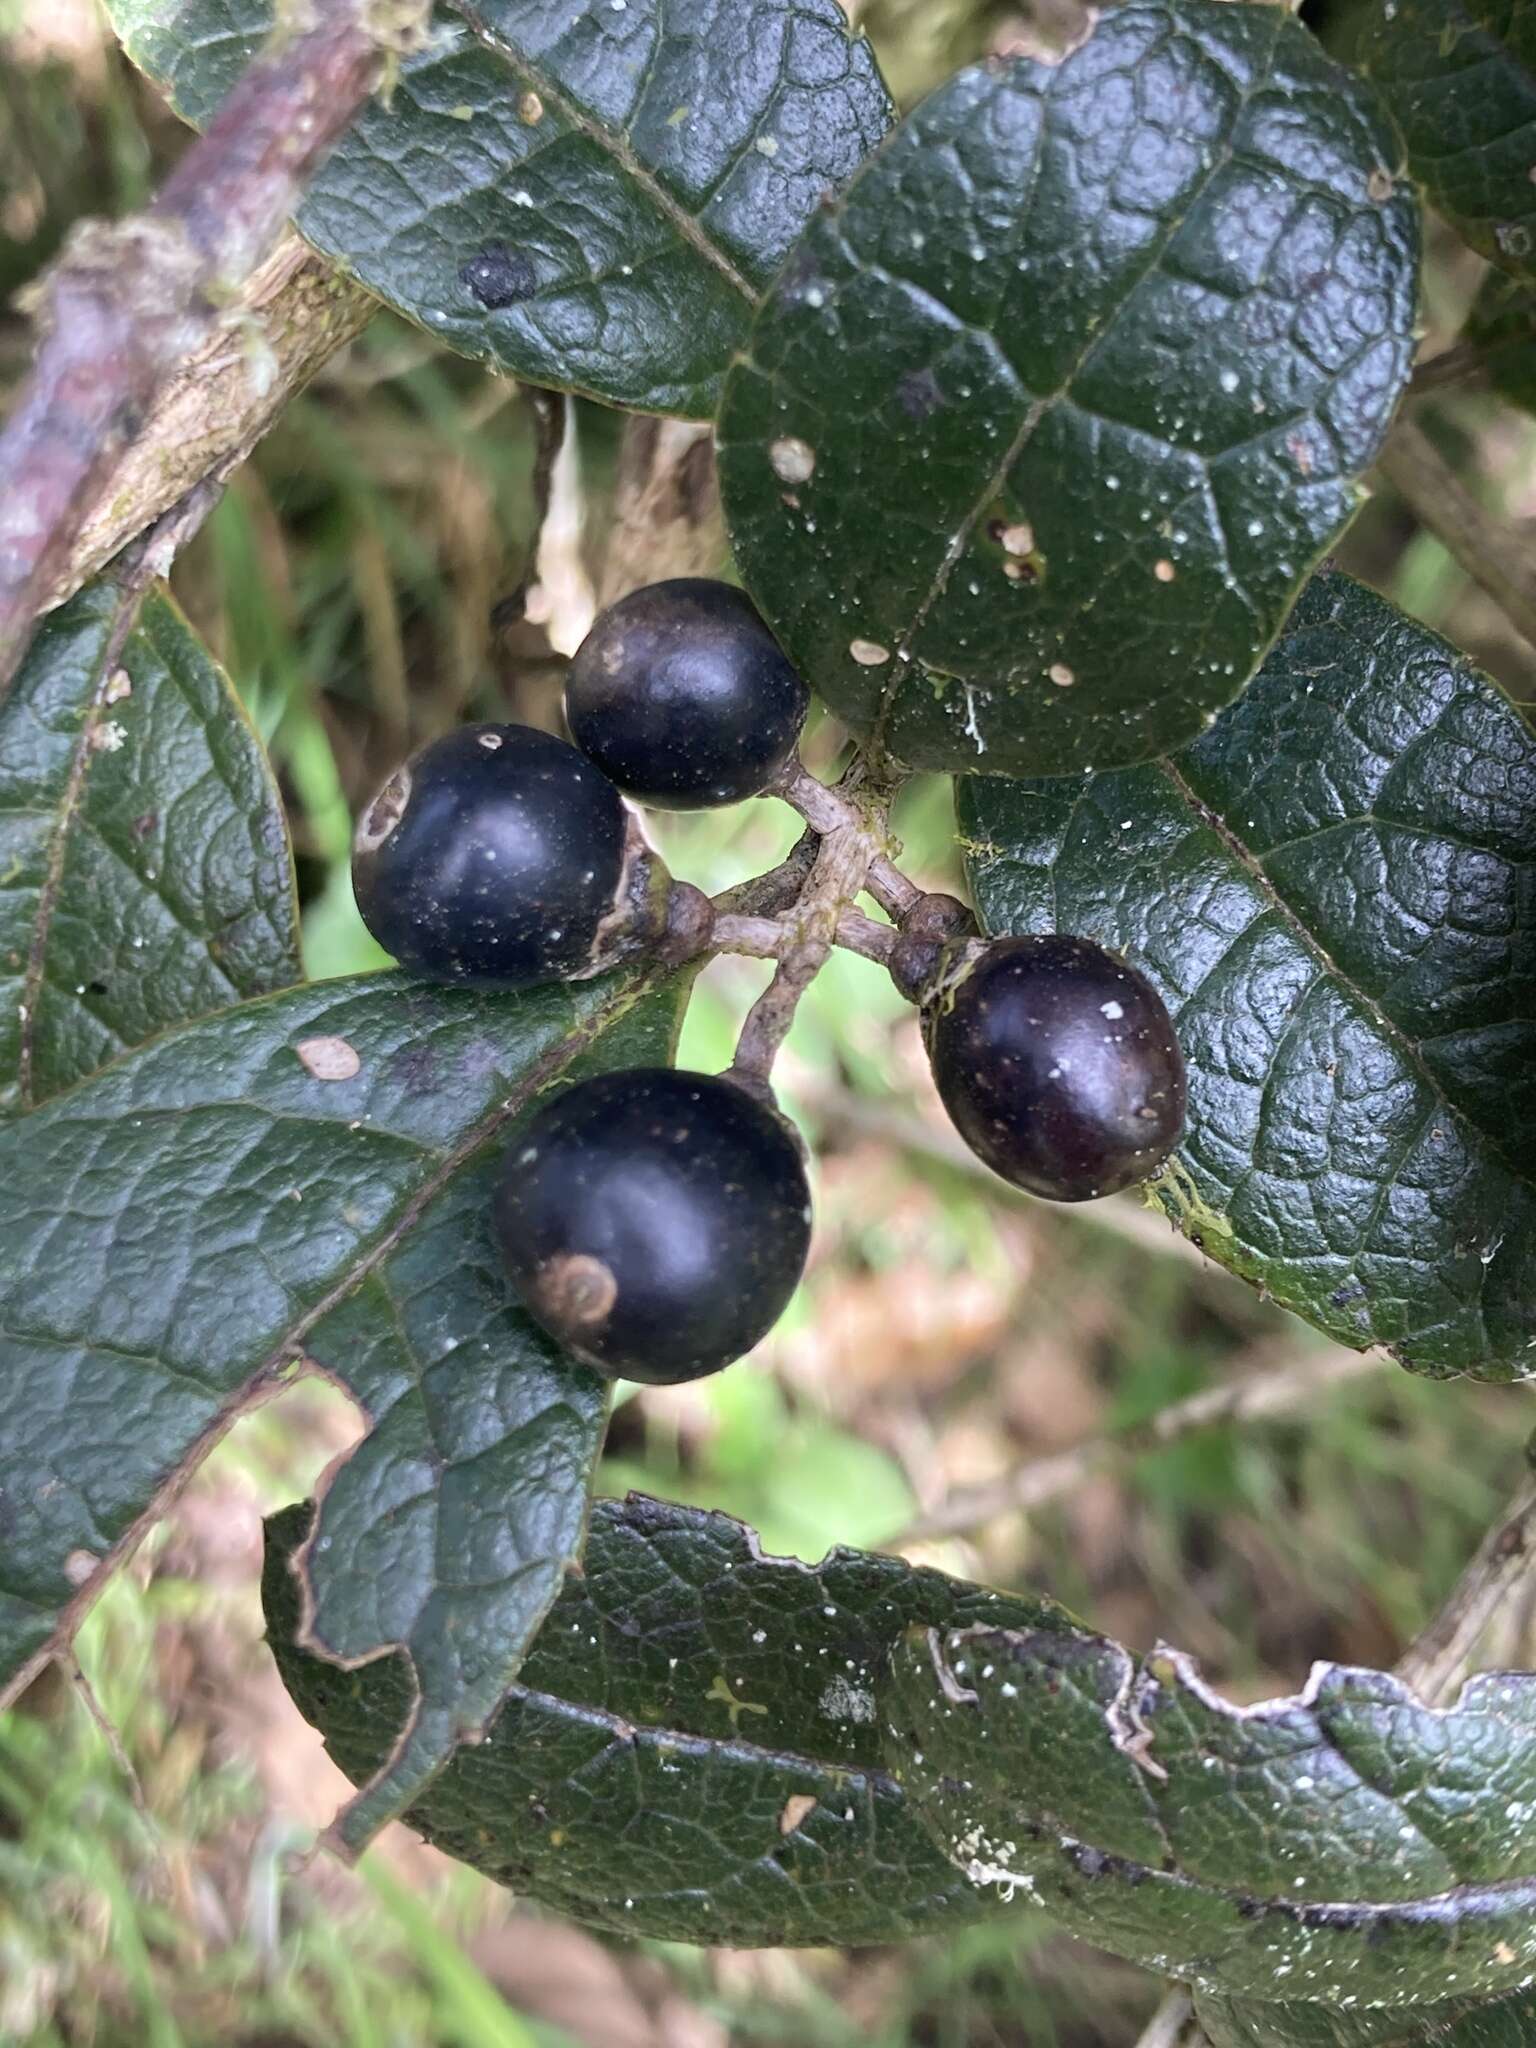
[719,0,1418,775]
[266,1493,1064,1945]
[0,966,673,1757]
[960,573,1536,1377]
[0,583,299,1115]
[888,1623,1536,2005]
[107,0,892,415]
[1344,1,1536,280]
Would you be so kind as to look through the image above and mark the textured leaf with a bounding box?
[0,582,299,1117]
[1196,1985,1536,2046]
[959,571,1536,1379]
[292,983,676,1852]
[1462,269,1536,415]
[886,1624,1536,2007]
[106,0,892,417]
[264,1492,1066,1946]
[0,967,674,1714]
[716,0,1418,777]
[1344,1,1536,280]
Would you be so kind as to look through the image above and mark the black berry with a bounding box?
[352,723,660,987]
[494,1067,812,1383]
[926,935,1185,1202]
[564,578,809,809]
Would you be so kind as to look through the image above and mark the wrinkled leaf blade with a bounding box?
[106,0,892,416]
[718,0,1418,776]
[1344,0,1536,280]
[0,582,300,1116]
[0,966,672,1700]
[295,984,677,1853]
[887,1623,1536,2006]
[265,1492,1067,1946]
[1196,1985,1536,2046]
[960,571,1536,1378]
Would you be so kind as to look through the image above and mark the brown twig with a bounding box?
[773,762,920,917]
[731,824,869,1081]
[1375,414,1536,659]
[894,1340,1385,1544]
[712,905,895,967]
[1406,338,1491,397]
[0,0,419,696]
[39,237,375,613]
[490,388,567,636]
[1396,1479,1536,1707]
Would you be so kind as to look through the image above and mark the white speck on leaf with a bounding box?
[296,1036,362,1082]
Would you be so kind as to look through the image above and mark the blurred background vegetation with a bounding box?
[2,0,1535,2041]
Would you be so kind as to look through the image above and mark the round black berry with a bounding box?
[564,578,809,809]
[926,935,1186,1202]
[353,723,662,988]
[494,1067,812,1383]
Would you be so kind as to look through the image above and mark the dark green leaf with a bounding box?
[717,0,1418,777]
[959,571,1536,1379]
[1196,1986,1536,2046]
[1462,269,1536,415]
[0,967,674,1712]
[886,1623,1536,2006]
[105,0,892,416]
[292,984,675,1853]
[1343,1,1536,280]
[0,583,299,1117]
[264,1492,1067,1946]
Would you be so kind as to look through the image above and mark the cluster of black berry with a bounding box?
[353,579,1185,1387]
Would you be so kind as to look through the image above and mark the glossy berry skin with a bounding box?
[926,935,1185,1202]
[565,578,809,809]
[495,1067,812,1384]
[353,723,640,988]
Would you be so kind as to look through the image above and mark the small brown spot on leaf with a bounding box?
[104,669,132,704]
[1366,167,1394,203]
[520,90,544,123]
[779,1793,818,1836]
[998,521,1034,556]
[1048,662,1075,687]
[296,1036,362,1082]
[849,638,890,666]
[1154,559,1175,583]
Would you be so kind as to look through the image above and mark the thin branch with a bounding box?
[1396,1479,1536,1707]
[1375,414,1536,658]
[40,237,375,613]
[712,828,821,922]
[712,905,895,967]
[731,824,869,1081]
[65,1654,147,1814]
[0,0,419,695]
[894,1340,1385,1544]
[1133,1991,1200,2048]
[1406,338,1491,397]
[772,762,921,918]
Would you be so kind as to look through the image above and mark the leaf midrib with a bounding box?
[15,587,142,1113]
[869,4,1286,760]
[444,0,758,307]
[0,967,661,1711]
